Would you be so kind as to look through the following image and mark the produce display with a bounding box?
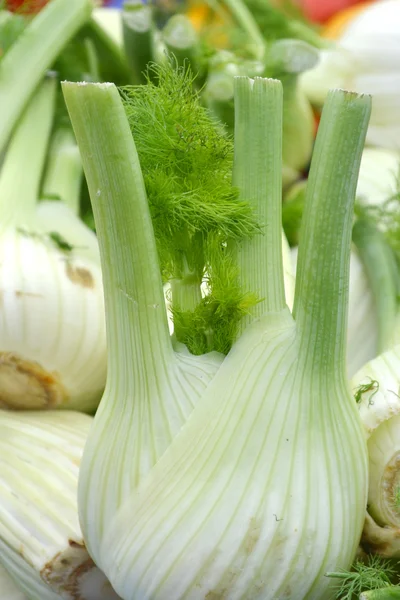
[1,1,400,599]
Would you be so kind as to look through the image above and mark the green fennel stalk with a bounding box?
[0,0,92,154]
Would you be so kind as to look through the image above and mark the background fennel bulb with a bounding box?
[356,148,400,210]
[0,409,120,600]
[351,344,400,558]
[0,78,106,411]
[301,0,400,150]
[64,68,371,599]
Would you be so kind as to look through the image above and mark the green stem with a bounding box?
[233,77,285,332]
[293,89,371,378]
[206,0,265,60]
[0,0,91,155]
[84,36,100,82]
[0,77,56,228]
[41,127,83,216]
[352,218,399,353]
[170,278,202,313]
[78,17,131,85]
[205,63,237,133]
[62,81,174,390]
[162,15,199,72]
[122,0,154,85]
[360,588,400,600]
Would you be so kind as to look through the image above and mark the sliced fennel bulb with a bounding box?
[64,74,371,599]
[0,409,120,600]
[0,78,106,411]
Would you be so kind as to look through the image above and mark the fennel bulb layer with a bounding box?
[0,549,63,600]
[0,410,120,600]
[0,563,28,600]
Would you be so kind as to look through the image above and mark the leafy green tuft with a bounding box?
[326,555,399,600]
[171,234,258,354]
[120,59,259,354]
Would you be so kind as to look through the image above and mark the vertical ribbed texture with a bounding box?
[0,78,55,228]
[233,77,286,332]
[294,89,372,379]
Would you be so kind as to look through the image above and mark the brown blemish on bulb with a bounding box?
[41,540,90,600]
[66,262,95,289]
[42,539,122,600]
[243,517,262,556]
[361,513,400,557]
[0,353,67,409]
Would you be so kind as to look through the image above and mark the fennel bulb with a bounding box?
[0,564,28,600]
[0,409,120,600]
[0,558,62,600]
[0,78,106,411]
[301,0,400,151]
[64,71,371,599]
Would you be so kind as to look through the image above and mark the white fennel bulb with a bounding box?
[301,0,400,151]
[0,409,120,600]
[64,74,371,599]
[0,78,106,411]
